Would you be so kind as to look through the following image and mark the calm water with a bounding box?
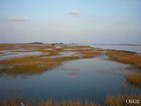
[0,56,141,104]
[0,51,42,60]
[90,44,141,53]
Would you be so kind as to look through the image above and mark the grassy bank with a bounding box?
[126,72,141,85]
[106,50,141,85]
[106,50,141,69]
[0,98,99,106]
[0,44,101,76]
[0,56,80,76]
[105,95,141,106]
[1,95,141,106]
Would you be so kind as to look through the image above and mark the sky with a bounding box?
[0,0,141,44]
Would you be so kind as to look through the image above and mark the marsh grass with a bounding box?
[0,56,38,64]
[1,95,141,106]
[0,56,78,75]
[63,45,94,49]
[126,72,141,85]
[105,95,124,106]
[0,44,101,76]
[0,44,54,51]
[79,50,101,58]
[106,50,141,69]
[105,95,141,106]
[47,49,61,56]
[0,98,99,106]
[106,50,141,85]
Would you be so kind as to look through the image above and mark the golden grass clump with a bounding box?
[0,55,81,75]
[105,95,124,106]
[80,51,101,58]
[48,49,60,56]
[107,50,141,86]
[126,72,141,85]
[105,95,141,106]
[106,50,141,69]
[1,95,141,106]
[0,98,99,106]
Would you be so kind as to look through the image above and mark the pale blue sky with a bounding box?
[0,0,141,44]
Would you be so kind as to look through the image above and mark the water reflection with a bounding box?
[0,51,42,60]
[0,56,141,105]
[90,44,141,53]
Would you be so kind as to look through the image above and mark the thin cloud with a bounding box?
[8,16,30,22]
[115,19,126,24]
[47,22,68,28]
[69,9,80,16]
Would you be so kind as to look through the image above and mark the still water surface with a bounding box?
[0,51,42,60]
[0,56,141,104]
[90,44,141,53]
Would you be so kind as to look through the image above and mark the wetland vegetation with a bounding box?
[0,94,141,106]
[106,50,141,85]
[0,44,141,106]
[0,44,101,76]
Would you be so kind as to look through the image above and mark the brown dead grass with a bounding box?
[0,44,101,76]
[79,51,101,58]
[105,95,141,106]
[105,95,124,106]
[1,95,141,106]
[126,72,141,85]
[106,50,141,85]
[0,56,79,75]
[0,98,99,106]
[0,56,38,64]
[106,50,141,69]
